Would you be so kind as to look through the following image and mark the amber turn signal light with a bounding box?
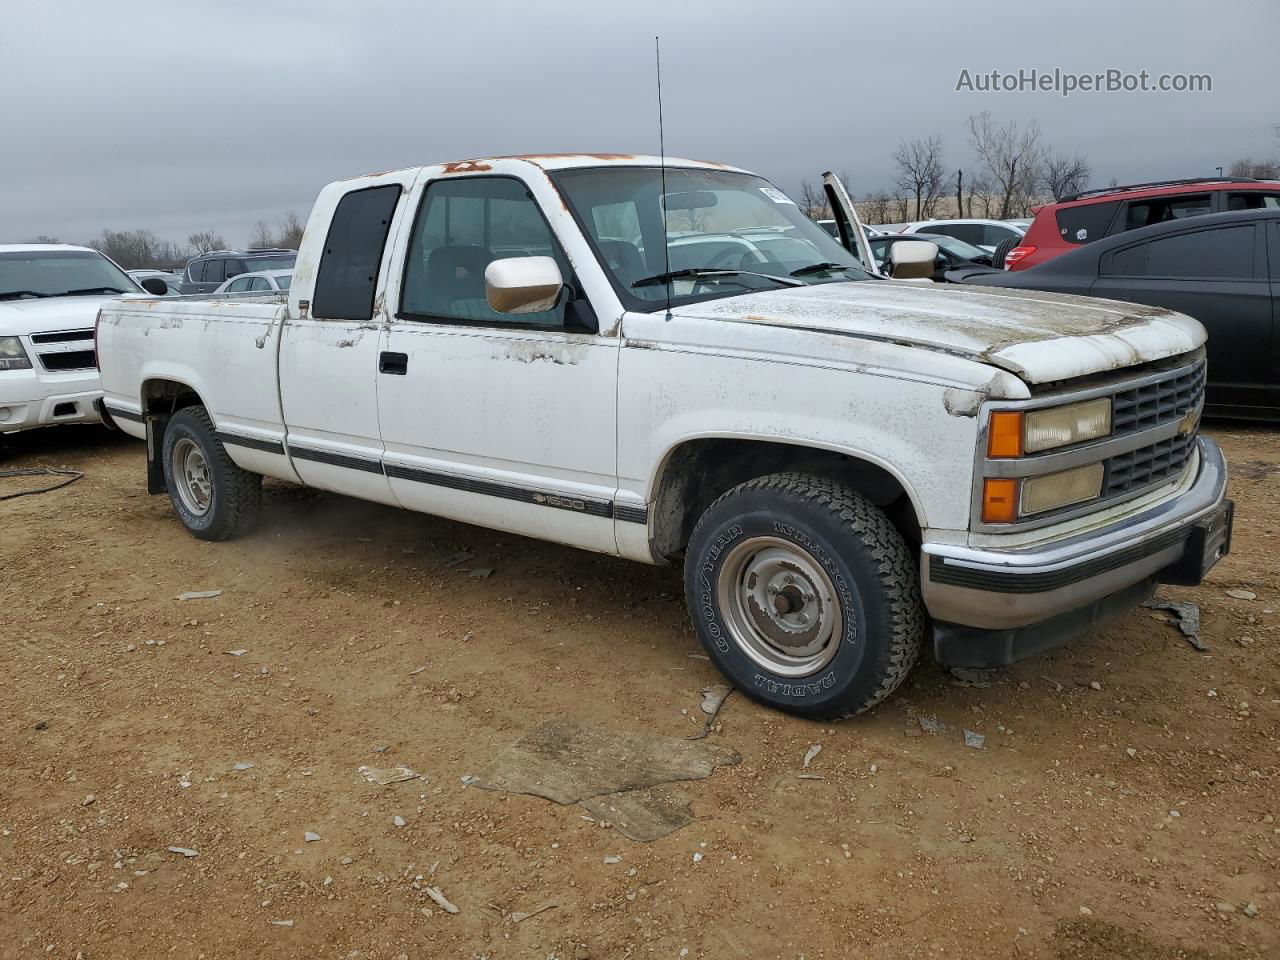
[982,477,1019,524]
[987,411,1024,458]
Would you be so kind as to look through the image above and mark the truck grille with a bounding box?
[1104,431,1198,498]
[1111,358,1205,435]
[30,329,96,372]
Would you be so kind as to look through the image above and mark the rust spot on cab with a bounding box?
[441,160,493,175]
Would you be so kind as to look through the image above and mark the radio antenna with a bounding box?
[655,36,672,314]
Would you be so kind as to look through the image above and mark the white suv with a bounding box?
[0,244,143,432]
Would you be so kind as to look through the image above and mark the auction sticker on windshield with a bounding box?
[759,186,796,204]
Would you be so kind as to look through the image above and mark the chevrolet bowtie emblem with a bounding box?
[1177,408,1200,436]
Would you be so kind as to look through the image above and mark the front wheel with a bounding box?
[684,473,924,719]
[161,406,262,541]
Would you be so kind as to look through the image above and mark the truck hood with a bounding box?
[0,294,123,337]
[683,281,1206,383]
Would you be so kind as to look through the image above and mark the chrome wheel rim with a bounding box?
[171,438,212,517]
[716,536,843,677]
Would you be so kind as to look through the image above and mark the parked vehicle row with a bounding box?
[177,247,297,294]
[949,207,1280,420]
[95,153,1232,721]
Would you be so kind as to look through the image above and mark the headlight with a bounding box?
[0,336,32,371]
[1020,463,1104,515]
[987,398,1112,457]
[1025,398,1112,453]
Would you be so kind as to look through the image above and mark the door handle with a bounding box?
[379,351,408,375]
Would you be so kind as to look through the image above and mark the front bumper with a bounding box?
[922,437,1231,667]
[0,369,102,432]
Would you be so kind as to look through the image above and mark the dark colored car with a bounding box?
[178,248,297,294]
[1008,177,1280,271]
[952,208,1280,419]
[868,232,992,280]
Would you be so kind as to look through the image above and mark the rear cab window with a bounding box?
[312,184,403,320]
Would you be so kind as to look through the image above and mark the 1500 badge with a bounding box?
[533,493,586,511]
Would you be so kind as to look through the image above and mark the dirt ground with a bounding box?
[2,423,1277,960]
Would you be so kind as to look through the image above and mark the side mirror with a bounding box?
[485,256,563,314]
[889,240,940,280]
[141,277,169,296]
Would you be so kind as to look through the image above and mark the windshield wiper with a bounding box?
[631,268,804,289]
[57,287,128,296]
[790,262,857,277]
[0,290,50,300]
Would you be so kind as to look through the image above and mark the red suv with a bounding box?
[1006,177,1280,270]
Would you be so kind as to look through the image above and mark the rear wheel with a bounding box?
[161,406,261,541]
[684,473,924,718]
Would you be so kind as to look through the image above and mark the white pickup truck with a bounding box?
[95,154,1233,718]
[0,244,163,433]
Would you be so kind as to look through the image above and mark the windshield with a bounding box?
[552,167,872,311]
[0,249,138,299]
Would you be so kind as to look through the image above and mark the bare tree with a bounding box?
[892,135,947,220]
[188,231,225,254]
[249,221,276,249]
[798,179,831,221]
[966,171,995,218]
[276,210,305,249]
[87,230,162,269]
[26,234,60,244]
[967,112,1043,218]
[1040,149,1092,201]
[1228,157,1280,178]
[859,190,893,226]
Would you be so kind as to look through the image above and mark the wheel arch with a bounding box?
[647,434,927,562]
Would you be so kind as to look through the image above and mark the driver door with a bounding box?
[375,172,620,554]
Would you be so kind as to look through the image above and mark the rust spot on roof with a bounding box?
[441,160,493,174]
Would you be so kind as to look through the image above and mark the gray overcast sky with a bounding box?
[4,0,1276,246]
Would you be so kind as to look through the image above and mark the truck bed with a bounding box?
[96,293,289,450]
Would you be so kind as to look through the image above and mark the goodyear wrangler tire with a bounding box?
[161,406,262,541]
[684,473,924,718]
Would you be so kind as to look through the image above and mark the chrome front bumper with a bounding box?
[922,437,1230,639]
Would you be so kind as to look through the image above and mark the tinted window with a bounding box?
[1124,194,1211,231]
[312,184,402,321]
[202,259,226,283]
[925,223,983,245]
[1226,192,1280,211]
[401,176,570,329]
[223,259,248,279]
[186,260,204,283]
[226,276,251,292]
[1056,200,1119,244]
[248,276,270,291]
[1105,243,1148,276]
[1145,225,1255,279]
[980,224,1018,247]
